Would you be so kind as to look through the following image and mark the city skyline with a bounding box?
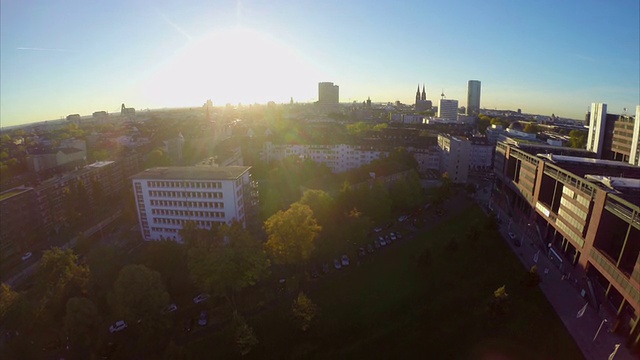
[1,0,639,127]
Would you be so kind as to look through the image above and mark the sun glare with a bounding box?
[140,27,320,107]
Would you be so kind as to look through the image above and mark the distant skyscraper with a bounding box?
[438,99,458,121]
[318,82,339,105]
[466,80,481,116]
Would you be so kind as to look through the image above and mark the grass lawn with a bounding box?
[186,203,583,360]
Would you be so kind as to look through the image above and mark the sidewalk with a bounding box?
[485,200,634,360]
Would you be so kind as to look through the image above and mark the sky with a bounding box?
[1,0,639,127]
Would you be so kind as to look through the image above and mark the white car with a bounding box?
[341,255,350,266]
[389,233,397,241]
[508,232,516,240]
[163,304,178,313]
[398,215,409,222]
[193,294,210,304]
[21,252,32,261]
[373,227,383,233]
[109,320,127,333]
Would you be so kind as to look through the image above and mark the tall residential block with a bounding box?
[466,80,481,116]
[318,82,339,105]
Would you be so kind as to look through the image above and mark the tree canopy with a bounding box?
[111,264,170,334]
[187,222,270,304]
[264,203,321,267]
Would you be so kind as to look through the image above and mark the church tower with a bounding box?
[415,84,421,105]
[421,85,426,101]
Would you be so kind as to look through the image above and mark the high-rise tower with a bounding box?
[466,80,481,116]
[318,82,339,105]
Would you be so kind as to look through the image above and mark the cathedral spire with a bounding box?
[421,84,426,101]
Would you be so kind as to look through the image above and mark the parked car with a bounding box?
[373,227,383,233]
[193,294,210,304]
[373,240,380,249]
[21,252,32,261]
[109,320,127,333]
[389,232,397,241]
[385,235,392,244]
[198,311,208,326]
[341,255,350,266]
[366,243,374,253]
[398,215,409,222]
[358,247,366,257]
[396,231,403,239]
[380,238,387,246]
[333,258,342,270]
[322,262,330,274]
[163,304,178,314]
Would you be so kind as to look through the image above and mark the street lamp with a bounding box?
[593,318,608,342]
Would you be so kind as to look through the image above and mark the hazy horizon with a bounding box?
[1,0,638,127]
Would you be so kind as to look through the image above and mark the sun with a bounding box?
[140,27,320,107]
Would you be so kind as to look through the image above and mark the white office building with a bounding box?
[437,99,459,121]
[131,166,252,242]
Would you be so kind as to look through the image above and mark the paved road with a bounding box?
[481,194,635,360]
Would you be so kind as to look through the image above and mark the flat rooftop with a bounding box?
[0,187,32,202]
[131,166,251,181]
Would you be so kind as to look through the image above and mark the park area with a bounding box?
[186,202,584,359]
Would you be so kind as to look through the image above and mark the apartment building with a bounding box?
[437,134,470,183]
[261,142,387,173]
[131,166,254,242]
[0,187,39,266]
[493,141,640,348]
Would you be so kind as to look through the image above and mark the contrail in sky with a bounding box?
[17,47,78,53]
[155,9,192,42]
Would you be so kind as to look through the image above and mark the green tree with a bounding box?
[233,312,258,356]
[264,203,321,267]
[568,130,587,149]
[187,222,270,306]
[87,245,124,303]
[64,297,100,349]
[143,240,190,297]
[111,264,171,336]
[525,265,541,287]
[0,283,29,331]
[299,189,336,228]
[523,123,540,133]
[292,291,319,332]
[34,248,90,323]
[488,285,510,322]
[145,147,172,168]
